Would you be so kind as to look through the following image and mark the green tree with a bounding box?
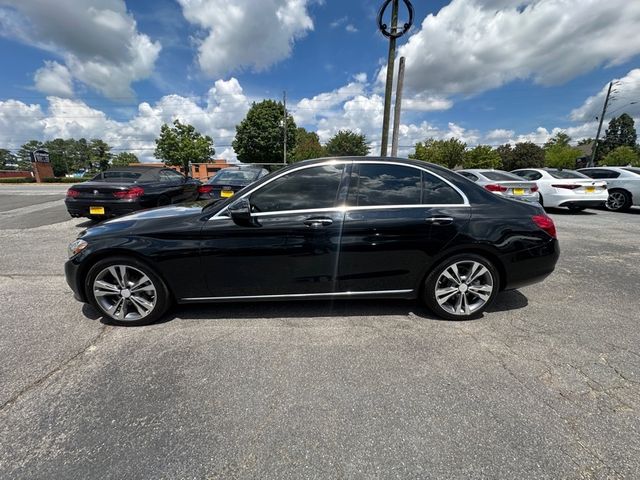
[43,138,69,176]
[155,119,215,173]
[463,145,502,169]
[16,140,43,170]
[577,138,594,146]
[545,144,583,169]
[233,100,296,164]
[0,148,17,169]
[112,152,140,167]
[544,132,571,149]
[497,142,545,171]
[601,146,640,167]
[89,139,112,171]
[410,138,466,169]
[324,130,369,157]
[600,114,637,160]
[291,127,324,162]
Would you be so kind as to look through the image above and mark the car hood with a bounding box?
[80,204,205,239]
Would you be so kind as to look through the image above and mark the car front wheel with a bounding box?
[423,254,499,320]
[85,256,170,326]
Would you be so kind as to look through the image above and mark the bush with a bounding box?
[600,146,640,167]
[545,144,583,169]
[0,177,36,183]
[42,177,87,183]
[463,145,502,169]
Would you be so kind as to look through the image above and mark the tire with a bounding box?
[85,256,171,326]
[422,254,500,321]
[567,205,586,212]
[606,189,632,212]
[157,195,171,207]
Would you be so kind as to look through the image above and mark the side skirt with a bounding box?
[178,289,416,304]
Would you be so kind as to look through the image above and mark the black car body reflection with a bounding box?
[65,157,559,326]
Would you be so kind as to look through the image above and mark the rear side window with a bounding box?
[622,167,640,176]
[347,164,463,206]
[250,164,345,212]
[513,170,542,181]
[581,169,620,179]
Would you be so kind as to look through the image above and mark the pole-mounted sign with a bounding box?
[378,0,414,157]
[29,149,50,163]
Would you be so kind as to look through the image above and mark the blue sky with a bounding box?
[0,0,639,161]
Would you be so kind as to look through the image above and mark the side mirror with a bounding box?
[228,197,258,227]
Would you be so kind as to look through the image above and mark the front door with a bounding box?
[199,162,350,298]
[337,162,471,293]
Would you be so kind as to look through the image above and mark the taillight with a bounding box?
[198,185,213,194]
[113,186,144,199]
[531,184,539,193]
[485,184,508,192]
[67,188,80,198]
[532,214,557,239]
[551,184,580,190]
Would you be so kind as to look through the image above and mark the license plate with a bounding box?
[585,186,596,193]
[513,188,525,195]
[220,190,234,198]
[89,206,105,215]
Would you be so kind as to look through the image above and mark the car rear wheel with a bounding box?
[422,254,499,320]
[86,256,170,326]
[606,190,632,212]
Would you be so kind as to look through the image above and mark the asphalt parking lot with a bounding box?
[1,184,639,479]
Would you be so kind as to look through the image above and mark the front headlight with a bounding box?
[68,239,88,258]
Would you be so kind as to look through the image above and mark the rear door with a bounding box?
[336,162,471,293]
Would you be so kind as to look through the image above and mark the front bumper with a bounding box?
[65,256,86,302]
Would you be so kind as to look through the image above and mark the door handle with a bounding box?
[425,216,454,225]
[304,217,333,228]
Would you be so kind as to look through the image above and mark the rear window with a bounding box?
[622,167,640,176]
[547,170,588,179]
[212,169,261,183]
[482,171,524,181]
[93,171,142,182]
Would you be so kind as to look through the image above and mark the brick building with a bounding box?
[142,159,234,181]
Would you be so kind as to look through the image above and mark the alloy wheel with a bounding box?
[435,261,494,316]
[93,265,157,321]
[606,192,626,211]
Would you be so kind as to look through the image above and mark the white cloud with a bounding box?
[178,0,314,77]
[0,0,161,99]
[486,129,515,142]
[380,0,640,99]
[34,61,73,97]
[0,78,250,162]
[345,24,358,33]
[330,16,347,28]
[353,72,368,83]
[571,69,640,122]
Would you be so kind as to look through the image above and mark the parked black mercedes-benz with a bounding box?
[65,157,559,326]
[65,166,200,220]
[198,165,269,200]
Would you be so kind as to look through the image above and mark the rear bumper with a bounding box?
[546,191,608,208]
[501,239,560,290]
[557,199,606,208]
[65,198,145,218]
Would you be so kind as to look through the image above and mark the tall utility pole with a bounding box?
[283,90,287,165]
[380,0,399,157]
[391,56,406,157]
[589,81,614,167]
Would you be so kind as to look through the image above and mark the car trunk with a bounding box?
[70,181,135,200]
[550,179,607,194]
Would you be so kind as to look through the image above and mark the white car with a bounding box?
[578,167,640,212]
[511,168,608,212]
[457,169,540,203]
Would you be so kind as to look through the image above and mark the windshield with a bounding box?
[622,167,640,176]
[209,169,260,184]
[482,171,524,181]
[547,170,589,179]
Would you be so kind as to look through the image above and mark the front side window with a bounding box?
[250,164,345,213]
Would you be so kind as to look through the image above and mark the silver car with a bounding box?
[578,167,640,212]
[457,169,540,203]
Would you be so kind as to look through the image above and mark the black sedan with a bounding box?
[198,165,269,200]
[65,166,201,220]
[65,157,559,326]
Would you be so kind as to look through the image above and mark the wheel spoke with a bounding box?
[109,298,124,319]
[462,293,470,315]
[129,296,147,316]
[436,286,458,305]
[108,266,124,288]
[468,285,491,302]
[454,292,464,314]
[131,295,153,311]
[95,280,119,293]
[131,275,152,292]
[443,268,461,286]
[467,263,488,284]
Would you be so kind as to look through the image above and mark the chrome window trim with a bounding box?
[181,289,414,302]
[210,159,469,220]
